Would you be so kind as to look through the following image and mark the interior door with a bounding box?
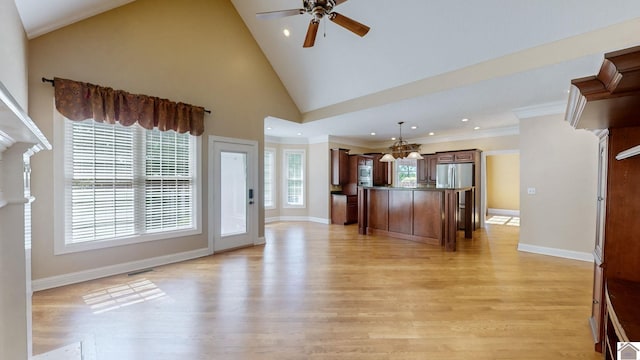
[209,137,258,252]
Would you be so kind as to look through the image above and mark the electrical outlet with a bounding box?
[527,187,536,195]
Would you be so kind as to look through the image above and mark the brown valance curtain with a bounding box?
[54,77,205,136]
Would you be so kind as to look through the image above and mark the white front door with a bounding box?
[209,136,258,252]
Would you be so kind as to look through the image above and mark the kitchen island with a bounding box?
[358,186,474,251]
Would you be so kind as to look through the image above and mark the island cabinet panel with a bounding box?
[359,187,472,249]
[389,191,413,234]
[413,191,443,244]
[368,189,389,231]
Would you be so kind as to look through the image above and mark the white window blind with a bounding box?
[65,119,196,245]
[283,150,304,207]
[264,148,275,209]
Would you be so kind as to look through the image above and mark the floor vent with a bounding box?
[128,268,154,276]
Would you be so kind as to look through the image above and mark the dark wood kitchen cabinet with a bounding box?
[331,194,358,225]
[331,148,350,185]
[566,45,640,355]
[365,153,389,186]
[417,154,437,185]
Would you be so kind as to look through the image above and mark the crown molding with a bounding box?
[411,126,520,145]
[513,101,566,120]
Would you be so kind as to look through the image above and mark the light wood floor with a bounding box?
[32,222,600,359]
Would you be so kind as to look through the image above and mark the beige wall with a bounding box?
[0,0,28,107]
[28,0,300,280]
[308,142,330,221]
[486,153,520,211]
[519,115,598,254]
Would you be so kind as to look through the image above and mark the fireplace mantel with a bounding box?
[0,80,51,359]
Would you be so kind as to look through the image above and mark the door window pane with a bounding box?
[221,151,247,236]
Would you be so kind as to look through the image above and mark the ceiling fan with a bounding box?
[256,0,370,48]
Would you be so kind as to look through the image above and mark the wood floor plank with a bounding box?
[32,222,600,359]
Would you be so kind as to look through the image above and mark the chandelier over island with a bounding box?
[379,121,423,162]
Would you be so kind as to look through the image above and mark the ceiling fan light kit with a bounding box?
[256,0,370,48]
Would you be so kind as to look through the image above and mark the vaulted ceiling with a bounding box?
[14,0,640,144]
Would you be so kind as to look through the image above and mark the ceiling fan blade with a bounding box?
[303,20,320,48]
[334,0,349,5]
[329,12,370,37]
[256,9,304,20]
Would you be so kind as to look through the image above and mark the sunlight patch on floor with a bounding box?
[82,278,167,314]
[487,215,520,227]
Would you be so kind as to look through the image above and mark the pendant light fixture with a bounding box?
[380,121,423,162]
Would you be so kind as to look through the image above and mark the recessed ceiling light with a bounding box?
[462,118,469,122]
[429,132,435,136]
[266,127,272,130]
[411,126,417,130]
[297,132,303,136]
[370,132,376,136]
[391,137,397,141]
[283,28,291,37]
[473,126,480,130]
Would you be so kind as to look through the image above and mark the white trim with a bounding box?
[308,217,331,224]
[32,248,210,292]
[513,101,566,119]
[264,147,277,210]
[255,237,266,245]
[517,243,593,262]
[487,208,520,217]
[208,136,260,253]
[53,114,203,255]
[382,126,520,148]
[265,216,330,224]
[481,149,520,228]
[282,148,306,208]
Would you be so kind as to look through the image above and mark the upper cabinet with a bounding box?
[331,148,350,185]
[366,153,390,186]
[417,154,437,185]
[437,150,477,164]
[566,45,640,130]
[565,45,640,356]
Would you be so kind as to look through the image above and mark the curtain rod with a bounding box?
[41,77,211,114]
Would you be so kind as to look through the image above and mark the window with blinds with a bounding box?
[264,148,275,209]
[396,158,417,188]
[63,119,198,247]
[283,149,304,207]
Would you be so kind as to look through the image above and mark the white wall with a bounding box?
[0,0,28,106]
[519,114,598,260]
[308,141,330,223]
[0,1,31,358]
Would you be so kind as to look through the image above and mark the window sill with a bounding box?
[54,228,202,255]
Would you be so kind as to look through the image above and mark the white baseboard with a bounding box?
[255,236,266,245]
[265,216,330,224]
[517,243,593,262]
[32,248,210,292]
[308,217,330,224]
[488,208,520,217]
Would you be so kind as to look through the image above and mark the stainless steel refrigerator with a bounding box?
[436,163,474,229]
[435,163,474,189]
